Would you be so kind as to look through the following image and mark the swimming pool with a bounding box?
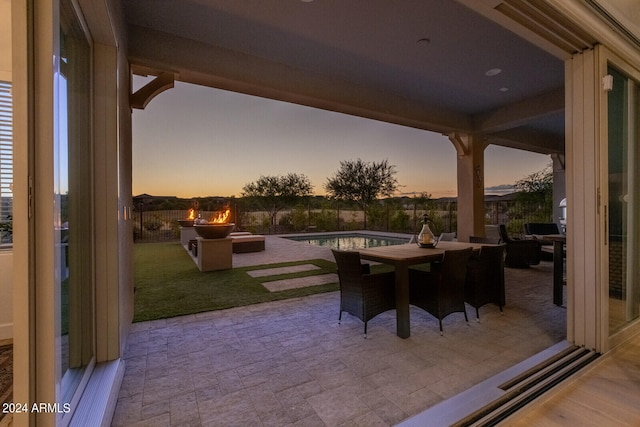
[286,233,410,250]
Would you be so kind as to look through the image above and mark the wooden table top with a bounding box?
[358,241,485,264]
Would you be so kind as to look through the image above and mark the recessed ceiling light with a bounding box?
[485,68,502,77]
[499,87,509,92]
[417,38,431,45]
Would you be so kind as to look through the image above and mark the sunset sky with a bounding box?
[132,79,550,199]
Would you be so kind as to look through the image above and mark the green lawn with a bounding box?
[133,242,341,322]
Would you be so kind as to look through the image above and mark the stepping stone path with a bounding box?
[246,263,338,292]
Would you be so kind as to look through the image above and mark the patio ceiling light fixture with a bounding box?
[485,68,502,76]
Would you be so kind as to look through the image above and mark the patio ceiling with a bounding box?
[121,1,598,155]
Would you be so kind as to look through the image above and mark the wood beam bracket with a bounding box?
[448,132,470,157]
[448,132,488,157]
[130,72,175,109]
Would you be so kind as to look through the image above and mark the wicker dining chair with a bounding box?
[465,244,506,320]
[332,249,396,338]
[408,247,473,335]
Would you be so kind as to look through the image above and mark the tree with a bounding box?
[515,165,553,194]
[514,164,554,223]
[324,159,399,228]
[242,173,313,230]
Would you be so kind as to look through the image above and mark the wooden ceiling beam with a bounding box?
[472,88,564,134]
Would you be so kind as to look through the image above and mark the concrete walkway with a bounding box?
[113,237,565,426]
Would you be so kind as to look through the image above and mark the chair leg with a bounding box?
[338,310,342,324]
[364,321,368,339]
[463,308,469,323]
[475,307,480,322]
[438,319,443,336]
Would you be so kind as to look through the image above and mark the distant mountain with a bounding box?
[484,185,515,196]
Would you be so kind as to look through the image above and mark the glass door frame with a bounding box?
[23,0,97,424]
[597,45,640,350]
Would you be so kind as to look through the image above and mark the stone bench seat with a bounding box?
[231,235,265,253]
[187,233,265,256]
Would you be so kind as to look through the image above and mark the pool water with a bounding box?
[286,233,409,250]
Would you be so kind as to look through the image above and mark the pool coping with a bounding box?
[275,229,415,242]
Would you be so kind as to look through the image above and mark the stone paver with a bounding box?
[113,235,566,426]
[261,274,339,292]
[247,264,322,278]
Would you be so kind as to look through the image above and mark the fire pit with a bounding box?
[192,208,234,239]
[194,223,235,239]
[179,209,197,228]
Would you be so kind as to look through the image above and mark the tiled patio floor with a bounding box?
[113,236,565,426]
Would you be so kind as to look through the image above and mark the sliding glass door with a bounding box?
[606,64,640,339]
[54,0,95,415]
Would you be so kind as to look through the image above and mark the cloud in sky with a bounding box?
[132,80,550,198]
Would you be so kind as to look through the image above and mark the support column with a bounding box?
[449,133,486,242]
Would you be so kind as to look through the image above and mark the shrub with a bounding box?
[144,215,164,231]
[310,209,338,231]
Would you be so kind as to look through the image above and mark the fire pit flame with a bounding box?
[210,208,230,224]
[178,209,196,227]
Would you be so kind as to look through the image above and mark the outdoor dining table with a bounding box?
[545,234,566,306]
[358,240,487,339]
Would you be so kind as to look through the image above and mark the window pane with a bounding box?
[607,66,640,335]
[56,0,94,408]
[0,80,11,248]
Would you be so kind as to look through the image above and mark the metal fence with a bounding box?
[133,199,553,243]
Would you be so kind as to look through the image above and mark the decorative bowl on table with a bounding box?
[178,219,195,227]
[194,223,235,239]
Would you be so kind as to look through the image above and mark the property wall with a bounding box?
[0,0,12,341]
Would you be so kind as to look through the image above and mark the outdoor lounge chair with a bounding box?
[438,232,456,241]
[465,244,506,320]
[523,222,560,241]
[408,247,472,334]
[332,249,396,338]
[498,225,541,268]
[524,222,562,261]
